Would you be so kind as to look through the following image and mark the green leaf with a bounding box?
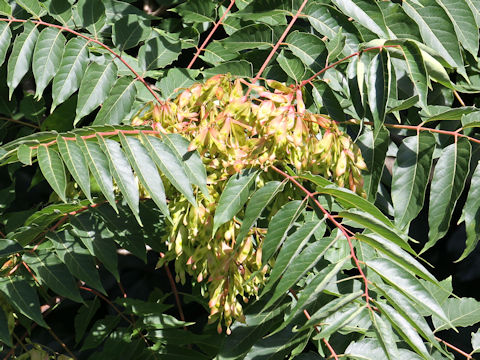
[139,133,196,206]
[37,145,67,203]
[139,36,181,72]
[16,0,46,17]
[313,81,345,123]
[276,50,305,83]
[17,144,34,166]
[356,233,435,283]
[222,24,274,51]
[157,68,198,100]
[357,126,389,202]
[0,22,12,68]
[392,132,436,229]
[174,0,216,23]
[118,133,169,219]
[285,31,326,72]
[435,0,478,57]
[472,329,480,354]
[313,304,367,340]
[7,22,39,99]
[69,213,120,282]
[367,51,390,133]
[203,60,253,78]
[49,230,106,295]
[112,14,151,50]
[387,95,419,113]
[345,339,390,359]
[47,0,74,27]
[0,306,12,347]
[213,168,258,235]
[0,276,48,328]
[0,238,23,258]
[370,311,399,360]
[262,221,327,296]
[81,315,120,351]
[326,28,346,62]
[424,106,478,122]
[402,0,464,70]
[162,133,210,199]
[57,136,92,202]
[400,40,428,110]
[0,0,11,17]
[459,161,480,261]
[77,137,117,213]
[276,258,348,333]
[75,61,117,124]
[97,136,141,225]
[237,180,285,244]
[74,297,100,344]
[74,0,106,39]
[262,237,338,311]
[23,249,83,302]
[52,38,89,110]
[367,258,450,326]
[425,138,471,252]
[331,0,389,38]
[93,77,137,125]
[262,200,306,265]
[32,28,65,99]
[433,297,480,331]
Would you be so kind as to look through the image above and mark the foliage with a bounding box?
[0,0,479,359]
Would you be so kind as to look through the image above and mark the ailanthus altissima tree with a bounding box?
[1,0,480,359]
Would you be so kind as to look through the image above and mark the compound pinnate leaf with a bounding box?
[57,135,92,203]
[392,132,436,230]
[33,28,65,99]
[262,200,306,265]
[425,138,471,252]
[213,168,258,235]
[0,276,48,328]
[97,136,141,225]
[52,38,89,110]
[94,77,137,125]
[75,61,117,125]
[7,22,39,99]
[37,145,67,203]
[237,180,285,244]
[118,133,170,219]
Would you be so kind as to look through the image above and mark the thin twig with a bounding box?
[0,18,162,105]
[48,327,77,360]
[0,116,40,129]
[435,336,472,359]
[453,90,466,107]
[187,0,236,69]
[250,0,310,86]
[159,252,186,322]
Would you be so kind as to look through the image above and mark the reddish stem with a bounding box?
[187,0,236,69]
[0,17,162,104]
[159,252,186,322]
[271,165,371,309]
[435,336,473,359]
[250,0,310,85]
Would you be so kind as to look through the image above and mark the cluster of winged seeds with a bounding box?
[133,74,366,333]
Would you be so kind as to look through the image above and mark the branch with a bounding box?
[435,336,473,359]
[0,116,41,129]
[0,17,163,105]
[187,0,236,69]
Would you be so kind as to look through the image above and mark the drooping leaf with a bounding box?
[23,249,83,302]
[94,77,137,125]
[0,22,12,68]
[32,27,65,99]
[57,135,92,202]
[52,37,89,110]
[97,136,140,224]
[49,230,106,295]
[367,51,390,133]
[162,133,210,199]
[213,168,258,235]
[118,133,169,219]
[400,40,428,110]
[37,145,67,203]
[459,161,480,261]
[391,132,436,229]
[75,61,117,124]
[367,258,450,326]
[77,137,118,213]
[370,311,399,360]
[313,304,367,340]
[425,138,471,252]
[237,180,285,244]
[356,126,389,202]
[262,200,307,265]
[0,276,48,328]
[139,133,196,206]
[7,22,39,99]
